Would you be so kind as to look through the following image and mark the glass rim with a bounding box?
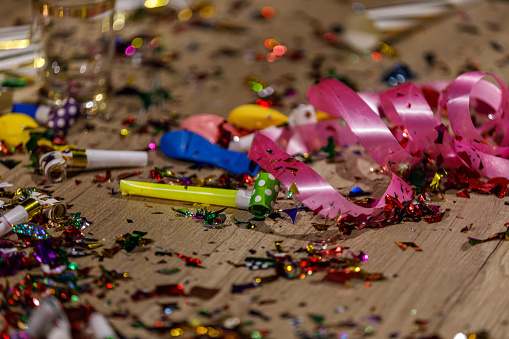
[33,0,116,18]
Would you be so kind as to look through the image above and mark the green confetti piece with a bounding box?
[320,136,336,160]
[124,231,148,252]
[68,262,79,270]
[2,75,27,87]
[309,314,325,325]
[248,173,281,218]
[195,207,227,227]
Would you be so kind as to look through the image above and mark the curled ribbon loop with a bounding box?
[307,78,420,172]
[446,71,509,156]
[307,72,509,180]
[380,83,465,168]
[381,83,439,157]
[443,72,509,178]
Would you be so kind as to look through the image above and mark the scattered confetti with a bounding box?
[2,3,509,337]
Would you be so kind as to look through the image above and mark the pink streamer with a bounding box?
[446,72,509,156]
[308,78,421,172]
[256,120,360,156]
[248,133,412,219]
[248,71,509,219]
[381,83,439,156]
[444,72,509,178]
[307,71,509,180]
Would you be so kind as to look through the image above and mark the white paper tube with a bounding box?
[83,149,148,169]
[31,192,67,221]
[89,313,118,339]
[0,198,43,237]
[0,217,12,238]
[27,297,64,339]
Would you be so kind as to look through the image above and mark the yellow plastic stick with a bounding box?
[119,180,252,208]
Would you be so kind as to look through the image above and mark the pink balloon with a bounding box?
[180,114,240,144]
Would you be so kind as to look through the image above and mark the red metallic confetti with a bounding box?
[177,252,202,266]
[456,189,470,198]
[93,170,111,183]
[423,211,447,224]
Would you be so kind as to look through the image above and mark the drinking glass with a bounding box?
[32,0,116,114]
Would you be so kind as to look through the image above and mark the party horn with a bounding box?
[0,197,42,238]
[39,149,148,182]
[120,173,280,218]
[247,173,281,218]
[31,191,67,221]
[89,313,118,339]
[0,192,67,238]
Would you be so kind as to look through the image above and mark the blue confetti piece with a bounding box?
[12,222,50,240]
[349,187,366,197]
[282,206,307,224]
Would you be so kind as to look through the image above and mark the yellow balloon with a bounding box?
[0,113,39,147]
[316,110,339,121]
[228,104,288,130]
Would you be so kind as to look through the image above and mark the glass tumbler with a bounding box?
[31,0,116,114]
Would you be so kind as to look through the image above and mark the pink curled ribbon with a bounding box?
[248,133,413,219]
[248,71,509,219]
[443,72,509,178]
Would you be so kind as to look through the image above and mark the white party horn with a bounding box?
[31,191,67,221]
[0,196,42,237]
[39,149,148,182]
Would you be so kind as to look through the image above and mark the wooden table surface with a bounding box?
[2,1,509,338]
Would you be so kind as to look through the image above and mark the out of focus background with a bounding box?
[3,0,508,118]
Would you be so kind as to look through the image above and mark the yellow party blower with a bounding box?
[120,174,281,218]
[119,180,253,209]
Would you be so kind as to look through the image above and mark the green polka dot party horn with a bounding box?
[249,173,281,218]
[120,174,280,216]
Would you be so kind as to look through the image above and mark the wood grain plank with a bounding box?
[4,1,509,338]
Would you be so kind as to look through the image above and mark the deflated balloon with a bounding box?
[228,104,287,130]
[0,113,38,147]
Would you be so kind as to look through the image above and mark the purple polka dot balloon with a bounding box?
[47,98,81,136]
